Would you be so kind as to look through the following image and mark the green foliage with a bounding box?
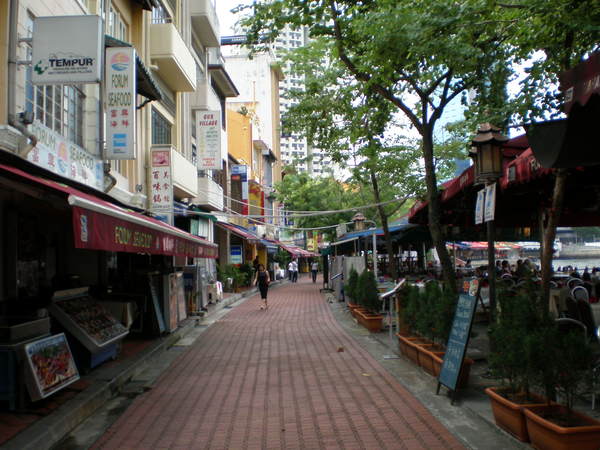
[238,263,253,286]
[273,249,291,268]
[432,285,458,344]
[344,268,359,303]
[218,264,247,291]
[358,270,381,314]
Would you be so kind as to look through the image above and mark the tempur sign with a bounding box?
[32,16,102,85]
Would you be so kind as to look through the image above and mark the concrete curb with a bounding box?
[4,280,288,450]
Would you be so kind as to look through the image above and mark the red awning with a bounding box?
[560,51,600,114]
[215,221,260,243]
[500,148,552,189]
[0,164,217,258]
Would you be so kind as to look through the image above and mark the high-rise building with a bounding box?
[272,27,332,177]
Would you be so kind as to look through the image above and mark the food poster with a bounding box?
[23,333,79,401]
[164,273,179,332]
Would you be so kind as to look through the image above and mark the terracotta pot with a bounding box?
[416,344,444,376]
[403,337,432,365]
[355,309,384,332]
[523,404,600,450]
[396,333,418,357]
[431,352,473,388]
[485,387,547,442]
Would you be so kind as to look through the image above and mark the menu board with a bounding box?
[23,333,79,401]
[50,292,129,352]
[438,279,478,392]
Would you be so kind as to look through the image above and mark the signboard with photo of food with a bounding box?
[23,333,79,401]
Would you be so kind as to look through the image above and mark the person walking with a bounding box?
[311,260,319,283]
[287,260,294,281]
[253,264,270,310]
[292,259,299,283]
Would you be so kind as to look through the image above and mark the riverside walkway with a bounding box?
[92,277,464,449]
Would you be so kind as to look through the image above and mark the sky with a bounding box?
[216,1,249,36]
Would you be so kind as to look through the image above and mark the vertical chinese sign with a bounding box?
[231,165,249,215]
[105,47,136,159]
[197,111,222,170]
[150,149,173,224]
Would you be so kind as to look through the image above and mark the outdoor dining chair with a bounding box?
[567,277,584,290]
[566,296,582,322]
[572,285,590,302]
[576,299,599,343]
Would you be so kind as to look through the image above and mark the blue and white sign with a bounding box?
[105,47,137,159]
[230,245,243,264]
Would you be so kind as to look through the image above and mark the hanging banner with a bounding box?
[105,47,136,159]
[475,188,485,225]
[28,121,104,190]
[32,15,103,85]
[484,183,496,222]
[150,149,173,223]
[197,110,222,170]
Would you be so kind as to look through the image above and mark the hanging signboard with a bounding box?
[484,183,496,222]
[475,188,485,225]
[150,148,173,224]
[32,15,103,85]
[23,333,79,401]
[230,245,243,264]
[197,111,222,170]
[105,47,136,159]
[28,121,104,190]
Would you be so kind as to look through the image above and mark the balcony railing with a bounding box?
[195,174,223,211]
[150,22,196,92]
[190,0,220,47]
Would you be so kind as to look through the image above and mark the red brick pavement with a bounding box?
[92,278,465,450]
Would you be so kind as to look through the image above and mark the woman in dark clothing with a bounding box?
[253,264,271,310]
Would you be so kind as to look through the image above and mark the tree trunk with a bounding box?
[422,128,456,289]
[369,167,398,280]
[541,169,567,313]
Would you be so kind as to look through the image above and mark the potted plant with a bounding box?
[396,283,427,360]
[344,268,360,315]
[485,283,548,442]
[523,325,600,449]
[355,270,384,332]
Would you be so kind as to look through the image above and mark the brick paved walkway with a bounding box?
[92,278,464,450]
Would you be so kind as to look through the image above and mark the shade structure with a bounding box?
[0,164,217,258]
[215,221,260,243]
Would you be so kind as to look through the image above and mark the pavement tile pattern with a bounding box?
[92,277,465,450]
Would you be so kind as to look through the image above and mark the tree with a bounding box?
[498,0,600,310]
[240,0,513,288]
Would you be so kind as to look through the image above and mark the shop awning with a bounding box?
[0,164,217,258]
[215,221,260,243]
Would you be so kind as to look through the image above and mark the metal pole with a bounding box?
[372,229,378,281]
[389,290,394,343]
[487,189,496,321]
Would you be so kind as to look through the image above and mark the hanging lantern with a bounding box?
[469,123,509,182]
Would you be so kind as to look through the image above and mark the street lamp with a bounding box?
[470,123,508,321]
[352,212,366,231]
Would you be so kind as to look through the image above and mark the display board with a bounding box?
[163,273,180,332]
[49,289,129,353]
[23,333,79,401]
[437,278,479,397]
[148,273,166,334]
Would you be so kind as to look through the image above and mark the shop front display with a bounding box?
[48,288,129,369]
[22,333,79,401]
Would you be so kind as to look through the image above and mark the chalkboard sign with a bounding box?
[438,279,479,396]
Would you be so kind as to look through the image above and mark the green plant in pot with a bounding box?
[355,270,383,332]
[523,320,600,449]
[344,268,359,306]
[485,283,549,442]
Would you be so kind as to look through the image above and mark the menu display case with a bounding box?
[49,288,129,353]
[22,333,79,401]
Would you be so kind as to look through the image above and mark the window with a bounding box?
[108,5,128,40]
[25,14,85,147]
[152,108,172,145]
[152,2,172,24]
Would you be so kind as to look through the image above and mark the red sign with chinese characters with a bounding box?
[72,207,217,258]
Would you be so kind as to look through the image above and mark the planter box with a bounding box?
[355,309,384,332]
[416,344,444,376]
[524,404,600,450]
[404,337,432,365]
[431,351,473,388]
[396,333,419,358]
[485,387,547,442]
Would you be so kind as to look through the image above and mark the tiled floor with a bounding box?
[92,278,465,450]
